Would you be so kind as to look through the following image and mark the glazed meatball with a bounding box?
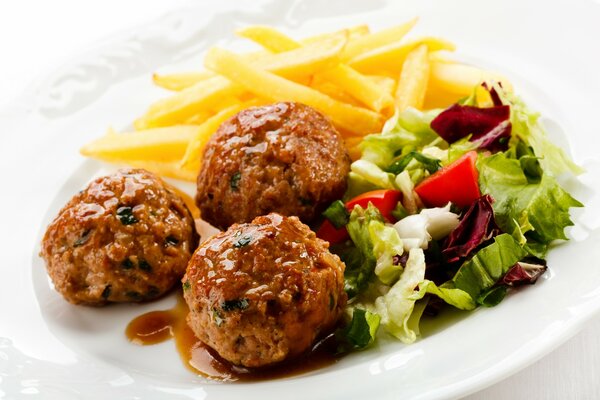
[196,102,351,230]
[40,169,198,306]
[183,213,346,368]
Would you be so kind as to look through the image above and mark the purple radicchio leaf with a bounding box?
[430,103,511,152]
[442,194,501,263]
[473,119,512,153]
[501,260,548,286]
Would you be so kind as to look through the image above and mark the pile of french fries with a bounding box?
[81,18,511,182]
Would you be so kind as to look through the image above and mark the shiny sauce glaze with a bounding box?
[125,293,342,381]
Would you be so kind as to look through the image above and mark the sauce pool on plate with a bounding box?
[125,293,343,381]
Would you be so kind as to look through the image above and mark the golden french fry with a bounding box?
[204,47,383,135]
[183,110,212,125]
[319,64,395,114]
[236,25,300,52]
[423,85,463,110]
[237,24,371,52]
[80,125,199,162]
[395,44,430,111]
[137,34,347,130]
[367,75,396,95]
[341,18,418,60]
[225,30,347,79]
[345,136,363,148]
[310,79,362,106]
[347,145,362,161]
[239,27,393,114]
[135,76,244,130]
[345,136,364,160]
[429,60,513,95]
[152,71,214,91]
[302,25,370,44]
[349,37,455,74]
[153,26,370,92]
[179,102,257,171]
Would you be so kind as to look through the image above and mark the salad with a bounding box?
[320,83,583,348]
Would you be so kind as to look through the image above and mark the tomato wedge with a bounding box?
[345,189,402,222]
[317,189,402,244]
[415,151,480,208]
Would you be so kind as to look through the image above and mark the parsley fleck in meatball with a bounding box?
[40,169,198,305]
[196,102,351,230]
[183,213,347,368]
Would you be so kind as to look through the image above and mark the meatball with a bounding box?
[196,102,351,230]
[40,169,198,306]
[183,213,346,368]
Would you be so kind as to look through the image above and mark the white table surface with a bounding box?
[1,1,598,399]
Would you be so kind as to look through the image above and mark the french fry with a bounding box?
[80,126,199,162]
[239,26,394,114]
[310,79,362,106]
[423,85,463,110]
[319,64,395,114]
[345,137,364,161]
[429,60,513,96]
[302,24,370,44]
[349,37,455,74]
[204,47,383,134]
[395,44,430,111]
[247,31,346,79]
[236,25,300,52]
[179,102,257,171]
[153,71,214,91]
[135,76,243,130]
[367,75,396,95]
[137,34,346,130]
[183,110,212,125]
[153,26,371,92]
[341,18,418,60]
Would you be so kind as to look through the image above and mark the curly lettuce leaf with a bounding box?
[452,233,527,303]
[369,221,405,285]
[497,87,583,176]
[360,108,442,168]
[350,160,395,190]
[478,153,583,249]
[345,205,407,295]
[344,205,383,297]
[410,280,476,310]
[375,248,426,343]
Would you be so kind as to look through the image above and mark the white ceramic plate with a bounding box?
[1,0,600,399]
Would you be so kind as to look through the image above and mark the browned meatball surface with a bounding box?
[41,169,198,306]
[182,213,347,368]
[196,102,351,230]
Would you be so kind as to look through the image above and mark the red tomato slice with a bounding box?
[415,151,480,208]
[317,189,402,244]
[345,189,402,222]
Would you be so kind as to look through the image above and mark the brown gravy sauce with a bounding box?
[125,293,342,381]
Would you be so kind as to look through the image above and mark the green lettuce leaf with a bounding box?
[344,205,384,297]
[360,108,442,168]
[478,153,583,247]
[350,160,395,190]
[337,308,381,351]
[498,88,583,176]
[375,248,426,344]
[410,280,476,310]
[452,233,527,302]
[369,220,405,285]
